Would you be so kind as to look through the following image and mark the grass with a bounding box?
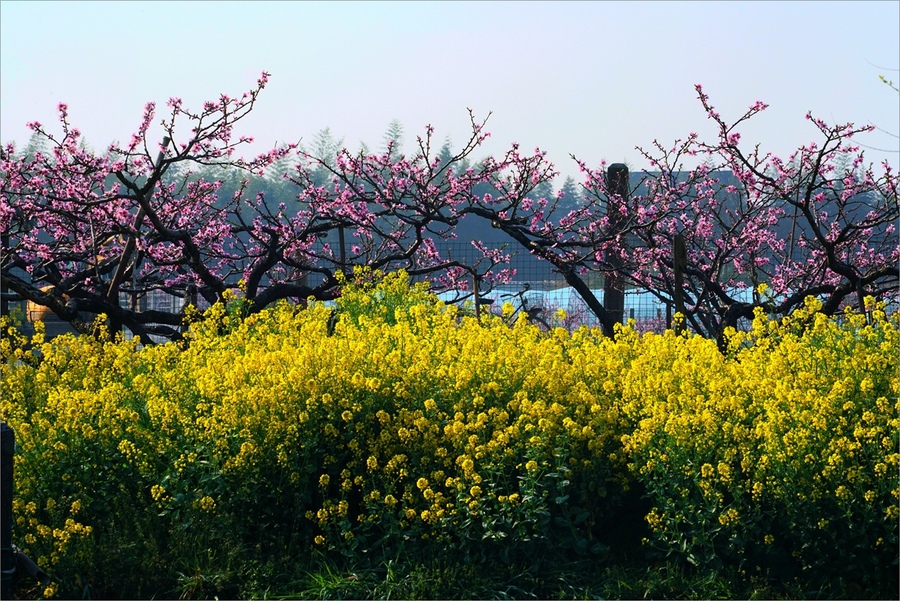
[235,554,824,600]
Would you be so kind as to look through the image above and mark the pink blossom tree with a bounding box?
[3,76,895,345]
[2,73,291,341]
[0,74,554,343]
[479,86,898,343]
[279,112,524,304]
[619,86,897,340]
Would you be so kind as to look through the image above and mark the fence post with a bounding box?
[1,232,8,317]
[1,422,14,599]
[603,164,628,336]
[473,273,482,322]
[673,234,687,334]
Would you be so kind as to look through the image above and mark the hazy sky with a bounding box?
[2,1,898,183]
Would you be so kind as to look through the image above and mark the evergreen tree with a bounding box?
[381,119,404,161]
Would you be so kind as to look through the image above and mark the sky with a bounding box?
[1,1,898,184]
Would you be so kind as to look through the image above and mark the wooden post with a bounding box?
[1,422,14,599]
[0,232,8,317]
[473,273,482,322]
[673,233,687,334]
[603,164,628,337]
[0,423,48,592]
[857,279,870,325]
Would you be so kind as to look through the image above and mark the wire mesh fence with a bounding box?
[431,241,671,333]
[6,240,894,341]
